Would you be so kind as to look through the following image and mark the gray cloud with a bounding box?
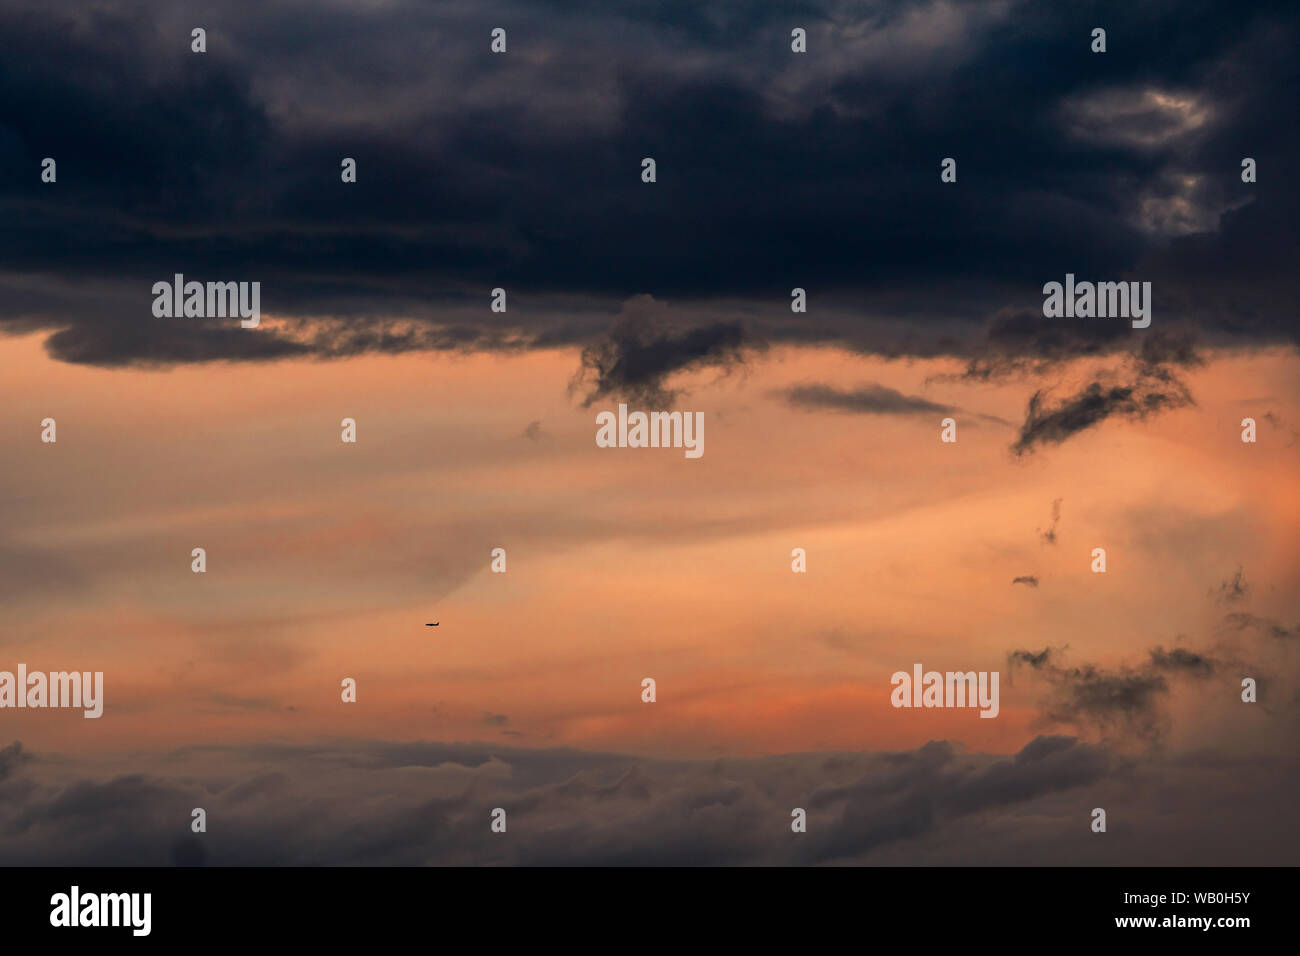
[572,303,759,407]
[1148,646,1217,677]
[2,734,1294,866]
[1213,566,1250,605]
[1008,647,1055,669]
[1012,656,1171,742]
[0,741,31,782]
[778,382,955,416]
[1039,498,1062,544]
[1220,612,1293,641]
[1007,640,1228,744]
[1011,333,1203,455]
[950,309,1134,383]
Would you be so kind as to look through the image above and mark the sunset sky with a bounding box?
[1,0,1297,865]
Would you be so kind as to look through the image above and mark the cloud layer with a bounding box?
[0,0,1295,371]
[2,733,1295,866]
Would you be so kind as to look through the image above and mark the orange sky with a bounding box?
[2,331,1297,758]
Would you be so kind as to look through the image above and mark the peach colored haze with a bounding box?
[2,331,1297,758]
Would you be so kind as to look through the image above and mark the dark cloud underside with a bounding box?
[1,735,1295,865]
[0,0,1294,369]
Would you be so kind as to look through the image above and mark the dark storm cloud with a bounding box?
[0,0,1295,369]
[1011,575,1038,588]
[947,309,1134,383]
[3,733,1294,866]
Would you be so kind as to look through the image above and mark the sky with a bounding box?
[0,0,1297,865]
